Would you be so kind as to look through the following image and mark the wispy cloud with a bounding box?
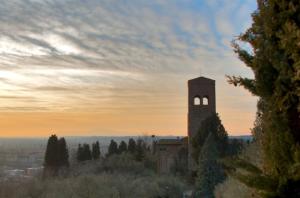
[0,0,257,134]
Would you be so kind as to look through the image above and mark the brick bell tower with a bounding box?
[188,76,216,171]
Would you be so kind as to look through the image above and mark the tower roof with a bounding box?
[188,76,215,83]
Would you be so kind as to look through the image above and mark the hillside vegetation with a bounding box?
[0,152,188,198]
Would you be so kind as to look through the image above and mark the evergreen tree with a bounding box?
[128,138,136,154]
[83,144,92,161]
[44,135,69,177]
[135,139,145,161]
[228,0,300,196]
[192,114,227,196]
[92,141,101,160]
[107,140,118,157]
[57,137,69,167]
[77,144,84,162]
[192,113,228,163]
[118,141,127,154]
[196,134,226,197]
[44,134,59,167]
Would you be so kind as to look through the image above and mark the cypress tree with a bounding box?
[44,134,59,167]
[135,139,145,161]
[128,138,136,154]
[191,114,227,196]
[77,144,84,162]
[57,138,69,167]
[107,140,118,157]
[118,141,127,154]
[228,0,300,196]
[92,141,101,160]
[77,143,93,161]
[196,134,225,198]
[44,135,69,176]
[192,113,228,163]
[83,144,92,161]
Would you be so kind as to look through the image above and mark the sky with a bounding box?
[0,0,258,137]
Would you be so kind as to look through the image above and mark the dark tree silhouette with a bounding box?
[92,141,101,160]
[77,144,84,162]
[57,138,69,167]
[191,114,228,196]
[44,135,69,176]
[83,144,92,161]
[118,141,127,154]
[107,140,118,157]
[77,143,92,161]
[192,113,228,163]
[196,134,225,197]
[44,134,59,168]
[127,138,136,154]
[135,139,146,161]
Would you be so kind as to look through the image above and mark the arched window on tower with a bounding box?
[194,96,201,105]
[203,96,209,105]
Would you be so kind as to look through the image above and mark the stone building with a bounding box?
[154,76,216,173]
[154,137,188,174]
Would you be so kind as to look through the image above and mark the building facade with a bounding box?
[154,138,188,174]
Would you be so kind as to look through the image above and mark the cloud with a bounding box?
[0,0,257,133]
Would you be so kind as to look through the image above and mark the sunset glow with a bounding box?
[0,0,257,137]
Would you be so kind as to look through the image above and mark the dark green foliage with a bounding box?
[223,157,262,175]
[104,138,149,163]
[224,157,300,197]
[92,141,101,160]
[44,134,59,167]
[195,134,226,197]
[233,173,277,192]
[135,139,146,161]
[226,139,245,156]
[107,140,118,157]
[143,152,157,171]
[192,113,228,163]
[77,143,92,161]
[104,138,155,172]
[83,144,92,161]
[128,138,136,154]
[118,141,127,154]
[77,144,84,161]
[228,0,300,196]
[57,138,69,167]
[44,135,69,176]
